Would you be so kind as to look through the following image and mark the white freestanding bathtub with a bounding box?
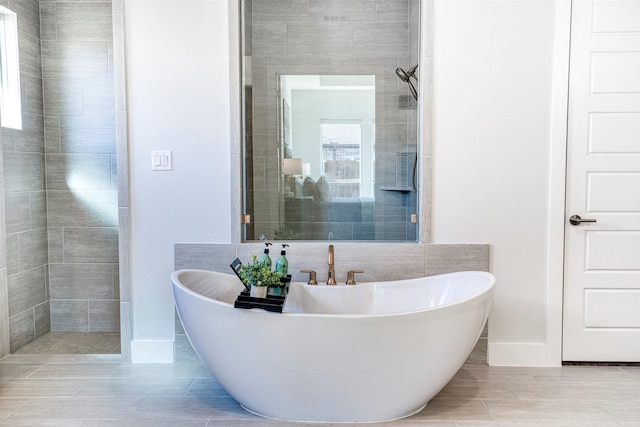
[171,269,495,423]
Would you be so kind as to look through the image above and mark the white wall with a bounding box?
[124,0,231,362]
[432,0,567,366]
[123,0,568,365]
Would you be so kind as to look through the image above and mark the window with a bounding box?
[0,6,21,130]
[321,121,361,198]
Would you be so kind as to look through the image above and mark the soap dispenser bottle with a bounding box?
[275,244,289,276]
[259,242,272,268]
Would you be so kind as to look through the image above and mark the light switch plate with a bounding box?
[151,150,172,171]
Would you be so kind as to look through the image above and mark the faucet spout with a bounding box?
[327,244,337,285]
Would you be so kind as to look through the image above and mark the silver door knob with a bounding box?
[569,215,597,226]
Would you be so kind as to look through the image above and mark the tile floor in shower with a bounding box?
[13,332,120,355]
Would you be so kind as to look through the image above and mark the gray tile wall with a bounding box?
[40,0,119,333]
[0,0,119,353]
[246,0,424,241]
[1,0,50,353]
[0,132,8,357]
[173,242,490,362]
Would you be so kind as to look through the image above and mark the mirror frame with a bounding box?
[228,0,433,244]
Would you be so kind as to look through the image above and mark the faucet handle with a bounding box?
[300,270,318,285]
[346,270,364,285]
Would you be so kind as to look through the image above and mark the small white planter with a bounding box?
[250,285,268,298]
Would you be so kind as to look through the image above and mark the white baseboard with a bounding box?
[488,342,561,367]
[131,339,174,363]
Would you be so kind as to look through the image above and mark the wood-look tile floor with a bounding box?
[0,354,639,426]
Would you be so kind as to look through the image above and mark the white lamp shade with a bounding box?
[283,158,303,175]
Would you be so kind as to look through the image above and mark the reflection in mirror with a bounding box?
[241,0,421,242]
[280,75,375,199]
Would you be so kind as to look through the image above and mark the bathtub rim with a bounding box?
[171,269,495,319]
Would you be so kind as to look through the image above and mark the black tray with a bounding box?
[234,291,286,313]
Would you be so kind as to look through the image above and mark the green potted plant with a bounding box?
[239,255,283,298]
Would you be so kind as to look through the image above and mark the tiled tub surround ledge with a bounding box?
[174,243,490,363]
[2,353,640,425]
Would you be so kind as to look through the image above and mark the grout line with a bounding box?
[480,399,497,422]
[183,377,197,397]
[71,379,91,397]
[4,398,33,422]
[24,362,48,379]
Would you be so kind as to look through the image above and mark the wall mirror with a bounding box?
[241,0,421,241]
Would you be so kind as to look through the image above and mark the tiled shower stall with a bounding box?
[246,0,422,241]
[0,0,118,354]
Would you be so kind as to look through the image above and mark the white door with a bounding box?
[563,0,640,362]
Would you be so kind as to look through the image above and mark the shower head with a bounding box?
[396,64,419,101]
[396,64,418,82]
